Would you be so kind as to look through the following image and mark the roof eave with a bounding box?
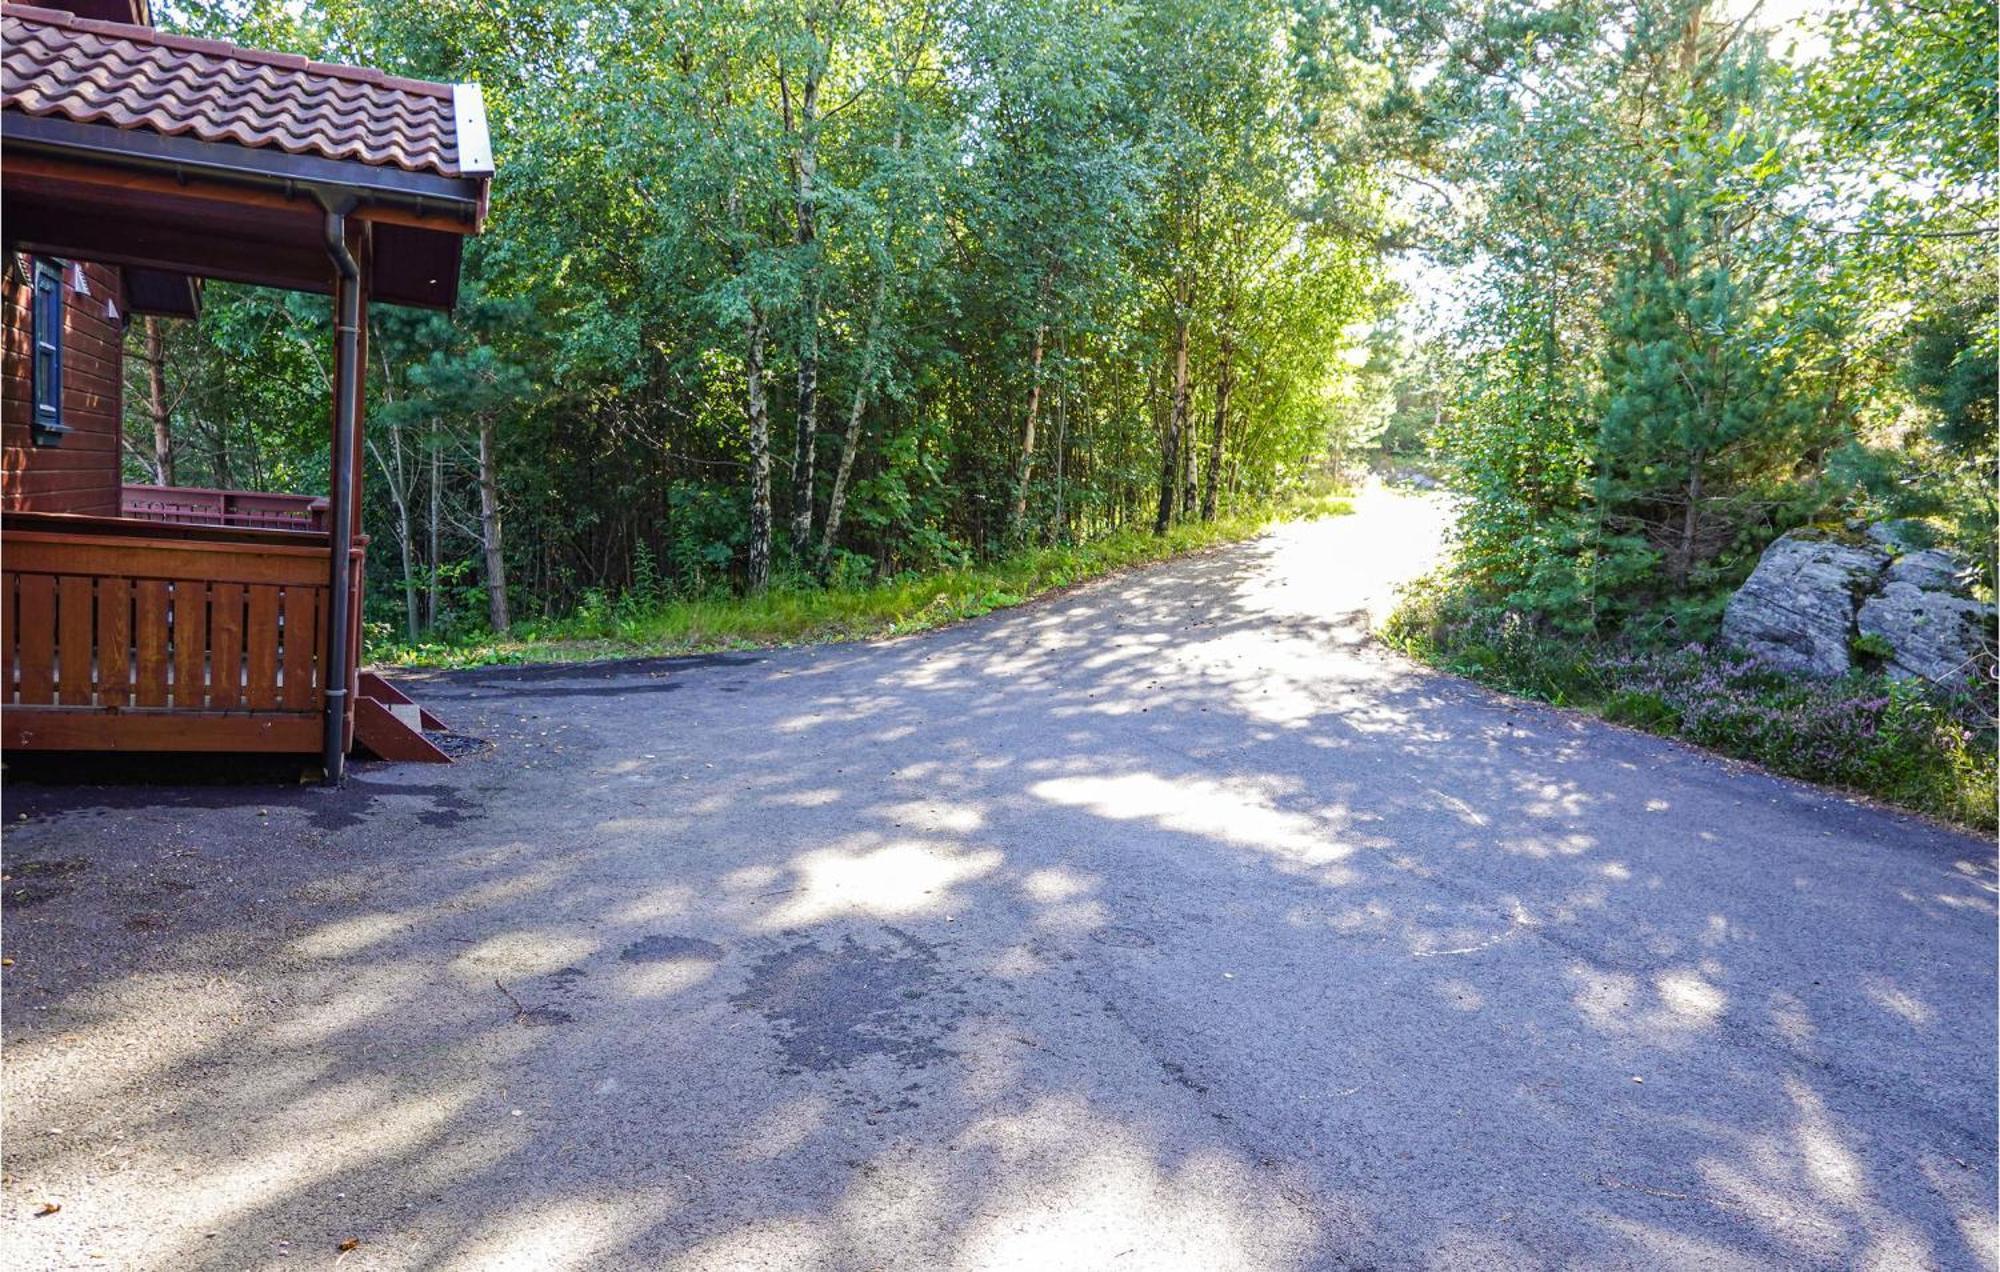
[2,110,488,230]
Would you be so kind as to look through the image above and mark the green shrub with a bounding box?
[1850,631,1896,663]
[1384,582,1997,832]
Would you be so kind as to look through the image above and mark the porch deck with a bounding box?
[2,501,362,753]
[121,483,329,532]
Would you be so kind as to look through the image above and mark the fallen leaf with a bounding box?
[338,1238,359,1252]
[36,1202,60,1216]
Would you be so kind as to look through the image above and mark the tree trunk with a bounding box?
[746,303,774,594]
[426,419,442,631]
[1154,304,1190,536]
[1182,402,1198,517]
[1053,360,1068,542]
[208,419,233,491]
[818,117,903,567]
[1201,334,1232,521]
[370,336,421,643]
[820,276,888,566]
[142,317,173,485]
[788,69,823,550]
[1677,449,1704,587]
[1010,321,1048,540]
[476,415,511,634]
[371,418,418,642]
[394,483,419,642]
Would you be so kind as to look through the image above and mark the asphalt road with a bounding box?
[3,489,1995,1271]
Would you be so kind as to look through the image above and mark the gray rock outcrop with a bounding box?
[1882,548,1966,594]
[1721,528,1994,689]
[1865,519,1932,553]
[1719,532,1888,678]
[1858,550,1992,686]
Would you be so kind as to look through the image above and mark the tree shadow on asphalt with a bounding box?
[3,533,1996,1270]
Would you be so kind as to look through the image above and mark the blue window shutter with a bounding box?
[31,257,66,445]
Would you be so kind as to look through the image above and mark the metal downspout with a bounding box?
[321,201,361,783]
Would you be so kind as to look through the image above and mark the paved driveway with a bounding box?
[4,491,1995,1270]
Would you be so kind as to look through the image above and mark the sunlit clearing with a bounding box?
[616,956,720,998]
[764,787,843,807]
[1787,1079,1867,1208]
[1769,991,1817,1045]
[1435,978,1485,1011]
[1570,964,1728,1040]
[947,1097,1319,1270]
[670,1218,828,1271]
[608,884,697,925]
[763,839,1003,927]
[1030,773,1348,866]
[731,1094,830,1163]
[1656,970,1727,1024]
[292,910,414,959]
[451,930,598,985]
[1862,976,1935,1026]
[3,973,253,1110]
[877,799,987,833]
[1020,866,1095,902]
[265,972,415,1047]
[138,1083,486,1257]
[445,1196,665,1272]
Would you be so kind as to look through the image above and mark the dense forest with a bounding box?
[131,0,1389,645]
[128,0,1993,663]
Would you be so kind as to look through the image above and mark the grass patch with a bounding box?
[372,490,1352,670]
[1383,577,1998,833]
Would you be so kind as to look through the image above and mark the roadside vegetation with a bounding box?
[133,0,1391,647]
[129,1,1992,823]
[1385,586,1997,832]
[372,489,1350,668]
[1358,0,1996,829]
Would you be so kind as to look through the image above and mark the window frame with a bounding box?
[29,256,66,447]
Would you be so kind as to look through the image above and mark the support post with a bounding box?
[321,201,362,784]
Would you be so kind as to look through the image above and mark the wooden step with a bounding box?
[358,670,448,729]
[353,673,452,763]
[352,694,453,763]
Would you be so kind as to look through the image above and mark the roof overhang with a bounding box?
[2,114,482,309]
[39,0,145,21]
[122,266,201,319]
[4,112,488,217]
[1,3,492,310]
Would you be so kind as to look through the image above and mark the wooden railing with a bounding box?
[1,513,363,753]
[121,484,329,532]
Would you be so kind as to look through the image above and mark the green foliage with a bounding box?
[372,488,1352,666]
[136,0,1388,638]
[1385,582,1998,831]
[1850,632,1896,664]
[1329,0,1994,639]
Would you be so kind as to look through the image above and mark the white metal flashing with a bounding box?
[452,83,495,177]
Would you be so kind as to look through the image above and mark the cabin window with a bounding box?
[29,257,66,446]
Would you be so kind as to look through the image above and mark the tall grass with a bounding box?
[372,490,1352,670]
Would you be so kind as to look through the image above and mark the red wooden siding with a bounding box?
[2,257,124,516]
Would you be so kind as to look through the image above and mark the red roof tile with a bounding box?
[1,4,480,179]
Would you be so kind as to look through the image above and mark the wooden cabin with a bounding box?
[0,0,493,778]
